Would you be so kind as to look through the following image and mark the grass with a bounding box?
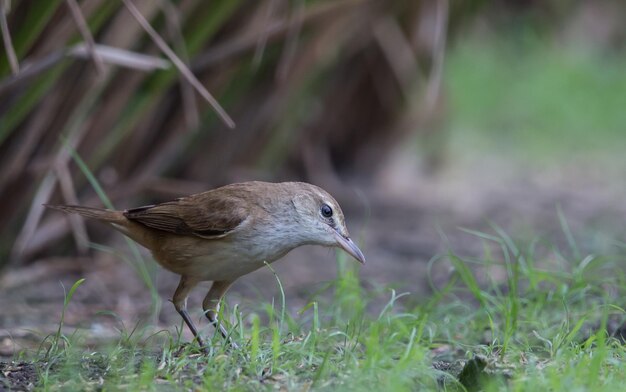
[3,224,625,391]
[3,13,625,389]
[446,35,626,168]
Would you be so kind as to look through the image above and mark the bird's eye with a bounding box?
[321,204,333,218]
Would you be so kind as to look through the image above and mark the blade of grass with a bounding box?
[0,0,19,74]
[0,0,62,75]
[448,252,487,307]
[557,204,581,261]
[264,261,286,335]
[66,144,161,316]
[46,278,85,359]
[0,61,66,144]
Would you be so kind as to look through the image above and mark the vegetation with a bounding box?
[0,0,437,263]
[446,37,626,167]
[3,224,625,390]
[1,0,625,390]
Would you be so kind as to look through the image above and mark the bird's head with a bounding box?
[289,183,366,264]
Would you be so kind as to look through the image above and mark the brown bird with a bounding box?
[46,181,365,348]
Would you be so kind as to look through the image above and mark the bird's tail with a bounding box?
[44,204,125,223]
[45,204,155,249]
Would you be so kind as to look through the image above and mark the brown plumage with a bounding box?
[46,181,365,350]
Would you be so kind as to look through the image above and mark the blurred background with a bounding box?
[1,0,625,351]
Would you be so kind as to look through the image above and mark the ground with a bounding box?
[1,154,625,390]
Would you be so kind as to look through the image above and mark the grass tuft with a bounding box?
[3,226,626,390]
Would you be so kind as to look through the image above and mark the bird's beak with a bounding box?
[333,230,366,264]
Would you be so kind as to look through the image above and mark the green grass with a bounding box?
[5,34,623,389]
[4,226,625,391]
[446,35,626,168]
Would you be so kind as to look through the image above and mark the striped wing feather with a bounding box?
[123,192,248,239]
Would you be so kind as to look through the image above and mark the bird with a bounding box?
[46,181,365,349]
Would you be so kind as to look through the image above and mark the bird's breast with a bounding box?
[150,226,301,282]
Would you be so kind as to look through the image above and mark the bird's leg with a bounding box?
[202,280,234,343]
[172,276,205,349]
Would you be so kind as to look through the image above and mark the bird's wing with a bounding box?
[123,192,249,239]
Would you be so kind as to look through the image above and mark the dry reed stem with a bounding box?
[0,79,64,191]
[424,0,448,114]
[253,0,279,67]
[160,0,199,131]
[122,0,236,129]
[65,0,105,76]
[11,172,58,263]
[192,0,362,71]
[374,17,418,98]
[70,44,171,70]
[55,162,90,254]
[11,79,104,262]
[0,44,169,94]
[0,0,18,74]
[276,0,305,82]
